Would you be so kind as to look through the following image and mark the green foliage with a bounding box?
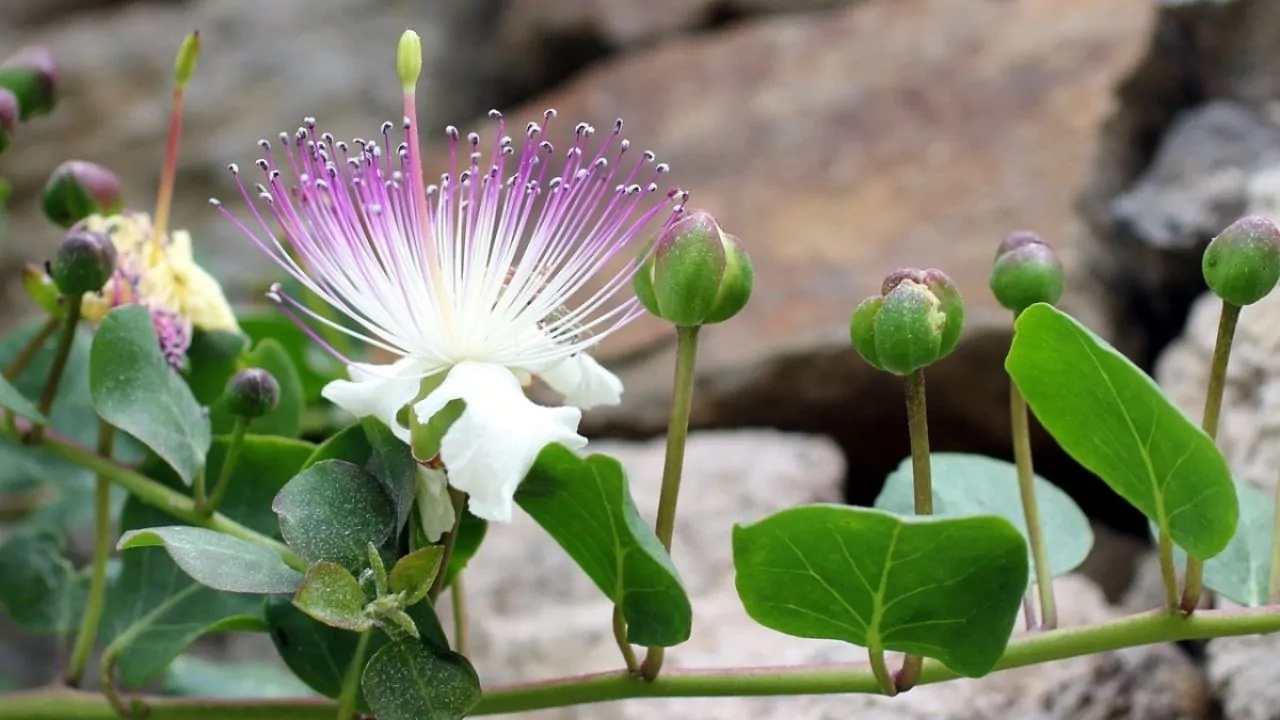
[304,420,419,538]
[0,373,44,423]
[516,443,691,647]
[118,526,303,595]
[442,509,486,588]
[90,306,210,486]
[875,453,1093,589]
[161,654,317,699]
[1006,303,1238,560]
[274,459,396,572]
[182,329,248,405]
[238,314,344,404]
[733,505,1028,678]
[390,547,444,605]
[101,435,313,686]
[362,639,482,720]
[293,562,373,632]
[0,527,87,634]
[1166,479,1276,607]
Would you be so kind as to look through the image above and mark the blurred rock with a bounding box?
[449,430,1208,720]
[1206,632,1280,720]
[1082,0,1280,363]
[494,0,1149,501]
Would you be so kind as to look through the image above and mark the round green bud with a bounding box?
[224,368,280,419]
[51,231,117,296]
[850,267,965,375]
[42,160,124,228]
[0,45,56,120]
[1202,214,1280,306]
[633,209,754,327]
[989,230,1064,314]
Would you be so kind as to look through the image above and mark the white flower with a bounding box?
[216,110,686,525]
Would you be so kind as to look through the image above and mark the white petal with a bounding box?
[321,357,433,442]
[412,361,586,523]
[414,466,455,543]
[537,353,624,409]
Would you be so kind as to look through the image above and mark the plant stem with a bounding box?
[199,417,248,517]
[31,297,82,443]
[65,421,115,687]
[894,368,931,691]
[1182,301,1240,613]
[8,606,1280,718]
[1010,379,1057,629]
[452,572,470,657]
[428,489,467,602]
[640,324,701,681]
[335,629,372,720]
[612,605,639,675]
[4,416,304,570]
[1158,530,1179,611]
[867,649,895,696]
[3,314,59,380]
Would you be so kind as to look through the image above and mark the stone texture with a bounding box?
[449,429,1209,720]
[488,0,1150,502]
[1206,632,1280,720]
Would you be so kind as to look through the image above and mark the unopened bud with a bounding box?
[42,161,124,228]
[0,88,16,153]
[0,45,56,120]
[990,230,1065,314]
[224,368,280,419]
[850,268,965,375]
[633,209,754,326]
[397,30,423,90]
[1202,215,1280,307]
[51,231,117,297]
[174,31,200,87]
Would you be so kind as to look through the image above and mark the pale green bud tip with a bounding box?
[850,267,965,375]
[174,31,200,87]
[633,208,755,327]
[1202,214,1280,307]
[397,30,423,90]
[52,231,117,296]
[225,368,280,419]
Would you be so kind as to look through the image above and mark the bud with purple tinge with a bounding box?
[224,368,280,419]
[1202,215,1280,307]
[51,231,117,297]
[0,45,56,120]
[633,209,754,327]
[850,268,965,375]
[42,161,124,228]
[0,87,17,153]
[989,230,1064,314]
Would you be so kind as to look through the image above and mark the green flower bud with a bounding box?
[224,368,280,419]
[850,268,965,375]
[0,88,17,154]
[633,209,754,326]
[1202,215,1280,306]
[0,46,56,120]
[42,161,124,228]
[989,230,1065,314]
[51,231,117,296]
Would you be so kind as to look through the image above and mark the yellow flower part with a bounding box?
[77,212,240,333]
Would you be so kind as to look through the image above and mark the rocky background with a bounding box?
[2,0,1280,718]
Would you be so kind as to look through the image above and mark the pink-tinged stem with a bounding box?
[151,86,186,252]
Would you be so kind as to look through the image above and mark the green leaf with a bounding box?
[1006,303,1238,560]
[293,561,372,631]
[516,443,691,647]
[266,594,448,709]
[0,527,87,634]
[442,509,487,588]
[90,306,211,485]
[410,398,465,462]
[364,419,418,535]
[239,314,343,404]
[211,338,305,438]
[183,329,249,405]
[1165,479,1275,607]
[304,423,370,468]
[0,373,44,423]
[118,526,303,595]
[273,460,396,572]
[733,504,1028,678]
[161,654,317,699]
[361,639,481,720]
[102,435,313,686]
[875,453,1093,589]
[390,547,444,605]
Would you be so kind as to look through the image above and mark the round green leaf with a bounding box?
[1006,303,1237,560]
[733,504,1028,678]
[273,460,396,572]
[1165,479,1276,607]
[875,453,1093,589]
[292,561,372,631]
[362,639,481,720]
[118,526,303,595]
